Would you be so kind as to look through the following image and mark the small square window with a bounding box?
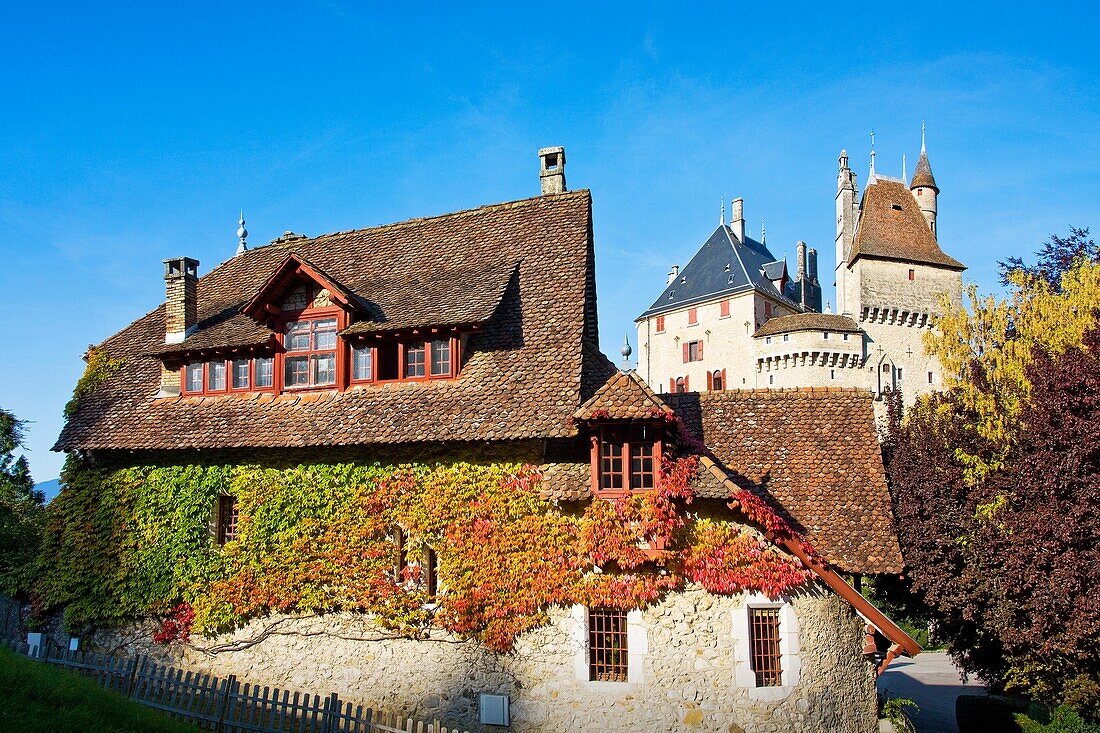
[688,308,698,325]
[765,336,772,345]
[588,608,628,682]
[206,361,226,391]
[231,359,250,390]
[782,334,789,342]
[843,333,850,341]
[928,371,934,384]
[285,355,309,387]
[311,353,336,385]
[823,332,830,340]
[254,357,274,388]
[655,315,665,333]
[908,269,915,281]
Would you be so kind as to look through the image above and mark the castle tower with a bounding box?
[909,125,938,236]
[835,150,858,314]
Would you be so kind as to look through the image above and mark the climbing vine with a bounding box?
[38,448,812,652]
[64,347,123,419]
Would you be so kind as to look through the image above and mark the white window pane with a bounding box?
[285,355,309,386]
[430,339,450,376]
[313,319,337,350]
[254,357,273,387]
[286,321,310,351]
[231,359,249,389]
[353,346,372,380]
[185,364,203,392]
[312,353,336,385]
[207,361,226,391]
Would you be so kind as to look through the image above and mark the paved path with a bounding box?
[876,652,987,733]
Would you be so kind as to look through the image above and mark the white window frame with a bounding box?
[570,605,647,688]
[731,595,801,701]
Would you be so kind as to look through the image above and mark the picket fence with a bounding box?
[8,641,470,733]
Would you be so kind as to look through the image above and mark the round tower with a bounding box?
[910,125,939,236]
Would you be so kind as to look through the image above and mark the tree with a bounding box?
[0,408,45,595]
[999,227,1098,292]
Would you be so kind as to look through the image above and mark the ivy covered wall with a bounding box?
[37,441,811,652]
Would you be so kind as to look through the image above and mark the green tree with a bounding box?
[0,408,45,594]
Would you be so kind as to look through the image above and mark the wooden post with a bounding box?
[323,692,340,733]
[214,674,237,733]
[126,655,145,699]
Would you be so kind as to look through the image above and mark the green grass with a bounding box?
[0,646,202,733]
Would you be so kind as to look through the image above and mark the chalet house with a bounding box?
[52,148,916,733]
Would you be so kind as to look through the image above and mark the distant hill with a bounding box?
[36,478,62,503]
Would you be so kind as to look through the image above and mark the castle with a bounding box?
[635,131,965,410]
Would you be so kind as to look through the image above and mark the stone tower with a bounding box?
[834,151,859,315]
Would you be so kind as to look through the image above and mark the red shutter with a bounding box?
[698,341,704,359]
[706,371,713,390]
[683,342,689,363]
[670,377,675,392]
[656,315,665,332]
[688,308,698,324]
[684,375,689,392]
[720,300,730,317]
[722,369,727,390]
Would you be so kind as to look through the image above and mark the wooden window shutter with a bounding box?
[706,371,713,390]
[656,315,665,332]
[670,377,675,392]
[698,341,703,359]
[722,368,727,388]
[720,299,730,317]
[683,342,689,363]
[684,375,689,391]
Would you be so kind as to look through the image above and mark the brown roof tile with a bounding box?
[574,370,673,421]
[56,191,602,451]
[909,150,938,191]
[753,312,861,338]
[850,179,963,270]
[664,389,902,575]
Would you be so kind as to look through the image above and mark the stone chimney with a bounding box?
[796,241,808,307]
[808,248,818,281]
[730,198,745,242]
[163,257,199,344]
[667,265,680,285]
[539,147,566,195]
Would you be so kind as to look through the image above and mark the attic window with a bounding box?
[891,203,904,211]
[284,317,337,388]
[593,424,661,496]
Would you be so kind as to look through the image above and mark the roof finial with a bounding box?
[720,197,725,226]
[902,153,907,182]
[760,219,766,244]
[921,120,927,153]
[620,333,633,372]
[824,299,833,314]
[235,210,249,256]
[868,129,877,181]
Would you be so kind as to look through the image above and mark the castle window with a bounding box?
[908,269,915,281]
[688,308,698,325]
[843,333,850,341]
[185,363,203,393]
[284,317,337,388]
[765,336,772,345]
[206,360,227,392]
[928,371,934,384]
[231,359,250,390]
[830,369,835,380]
[588,608,628,682]
[782,334,789,342]
[823,332,830,340]
[769,375,774,385]
[684,340,703,363]
[216,495,239,545]
[424,546,439,597]
[351,344,373,381]
[675,376,687,394]
[720,300,730,318]
[711,370,724,391]
[749,607,783,687]
[891,203,904,211]
[896,367,904,381]
[655,315,665,333]
[594,424,662,497]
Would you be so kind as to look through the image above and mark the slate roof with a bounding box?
[56,191,605,451]
[849,179,964,270]
[638,226,800,319]
[754,312,862,338]
[574,370,673,421]
[665,389,903,575]
[909,150,938,191]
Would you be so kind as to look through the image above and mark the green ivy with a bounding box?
[64,349,123,419]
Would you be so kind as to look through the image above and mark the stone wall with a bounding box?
[91,585,877,733]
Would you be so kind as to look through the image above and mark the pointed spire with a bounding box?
[235,211,249,256]
[868,130,877,183]
[620,333,633,372]
[902,153,907,182]
[720,197,725,226]
[910,122,939,192]
[760,219,766,244]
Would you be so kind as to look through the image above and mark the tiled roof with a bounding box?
[909,150,938,191]
[574,370,673,421]
[849,179,964,270]
[638,226,800,319]
[664,389,902,575]
[56,191,603,451]
[753,312,862,338]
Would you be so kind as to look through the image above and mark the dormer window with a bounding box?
[283,317,338,388]
[591,424,662,497]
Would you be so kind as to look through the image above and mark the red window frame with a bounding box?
[687,307,698,325]
[655,315,665,333]
[181,356,277,396]
[708,368,725,391]
[279,309,341,391]
[590,424,663,498]
[350,342,376,384]
[683,340,703,363]
[670,375,689,394]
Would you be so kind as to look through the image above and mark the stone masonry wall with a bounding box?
[91,585,877,733]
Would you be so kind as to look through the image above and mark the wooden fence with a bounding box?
[7,641,470,733]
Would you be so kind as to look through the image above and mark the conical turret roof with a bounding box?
[909,149,938,192]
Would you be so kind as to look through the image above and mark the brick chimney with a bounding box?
[163,257,199,344]
[730,198,745,242]
[539,147,566,195]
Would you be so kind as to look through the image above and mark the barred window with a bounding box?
[749,607,782,687]
[216,495,239,545]
[588,608,628,682]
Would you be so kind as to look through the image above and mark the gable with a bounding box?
[850,179,964,270]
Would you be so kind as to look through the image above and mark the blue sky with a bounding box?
[2,1,1097,483]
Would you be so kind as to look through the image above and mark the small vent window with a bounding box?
[891,203,904,211]
[216,495,239,545]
